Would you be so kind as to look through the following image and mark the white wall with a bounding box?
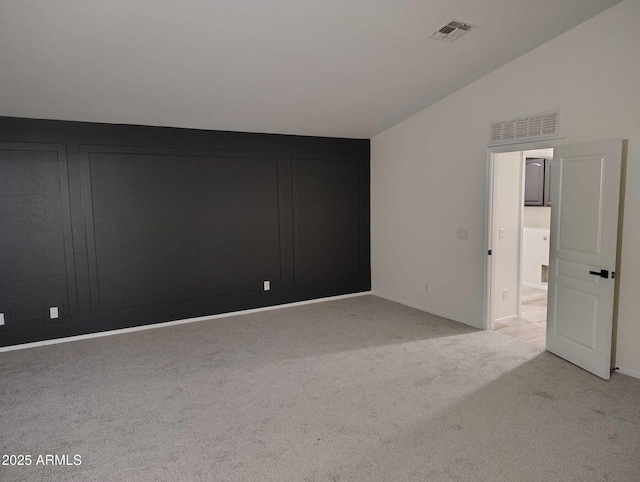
[523,207,551,229]
[492,152,522,321]
[371,0,640,376]
[522,227,550,289]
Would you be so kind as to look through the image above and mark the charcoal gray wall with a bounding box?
[0,117,370,347]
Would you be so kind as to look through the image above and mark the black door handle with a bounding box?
[589,269,609,279]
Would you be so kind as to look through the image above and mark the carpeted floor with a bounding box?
[1,295,639,481]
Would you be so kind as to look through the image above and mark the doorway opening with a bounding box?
[485,139,564,348]
[484,137,624,379]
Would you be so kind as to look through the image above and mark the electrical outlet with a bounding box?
[499,228,505,239]
[49,307,59,319]
[502,289,508,300]
[0,313,4,326]
[457,228,469,240]
[263,280,271,291]
[424,282,431,292]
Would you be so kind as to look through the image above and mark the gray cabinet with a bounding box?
[524,158,545,206]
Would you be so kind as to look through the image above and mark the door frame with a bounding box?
[483,138,565,330]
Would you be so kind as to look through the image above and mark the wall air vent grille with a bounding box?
[490,111,559,145]
[430,20,476,42]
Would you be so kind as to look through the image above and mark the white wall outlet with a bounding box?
[499,227,505,239]
[457,228,469,240]
[263,280,271,291]
[49,306,59,319]
[424,282,431,292]
[502,289,508,301]
[0,313,4,326]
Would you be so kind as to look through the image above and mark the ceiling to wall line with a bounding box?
[0,0,622,138]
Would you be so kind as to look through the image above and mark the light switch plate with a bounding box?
[263,280,271,291]
[457,229,469,240]
[49,306,59,319]
[0,313,5,326]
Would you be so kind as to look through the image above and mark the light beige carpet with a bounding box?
[1,295,639,481]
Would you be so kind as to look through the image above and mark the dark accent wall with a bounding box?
[0,117,370,347]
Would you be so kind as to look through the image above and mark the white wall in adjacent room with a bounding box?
[371,0,640,375]
[523,207,551,229]
[492,151,522,322]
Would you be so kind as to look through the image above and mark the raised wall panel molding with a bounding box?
[0,116,370,348]
[80,145,291,312]
[0,142,78,325]
[292,154,369,285]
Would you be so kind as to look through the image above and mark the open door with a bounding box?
[546,139,623,380]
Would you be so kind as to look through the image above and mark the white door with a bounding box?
[546,138,623,380]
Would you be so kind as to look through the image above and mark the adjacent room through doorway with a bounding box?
[489,147,554,347]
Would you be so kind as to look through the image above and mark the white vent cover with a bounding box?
[431,20,476,42]
[490,111,559,145]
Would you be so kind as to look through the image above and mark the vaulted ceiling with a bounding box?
[0,0,622,138]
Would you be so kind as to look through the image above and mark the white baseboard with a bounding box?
[0,291,372,354]
[522,282,548,291]
[6,289,632,380]
[616,366,640,380]
[371,291,481,329]
[494,314,518,323]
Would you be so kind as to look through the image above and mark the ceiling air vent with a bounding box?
[430,20,476,42]
[490,111,559,145]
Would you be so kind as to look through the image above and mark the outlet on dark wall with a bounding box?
[0,117,370,347]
